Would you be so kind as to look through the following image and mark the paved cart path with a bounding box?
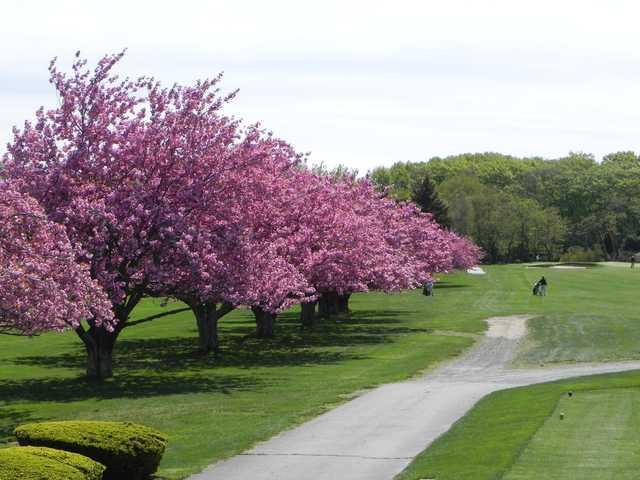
[189,315,640,480]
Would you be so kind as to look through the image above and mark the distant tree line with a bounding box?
[370,152,640,263]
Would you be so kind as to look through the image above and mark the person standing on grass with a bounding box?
[538,276,548,296]
[423,279,434,296]
[631,255,636,269]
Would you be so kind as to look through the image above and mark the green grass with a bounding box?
[512,264,640,364]
[396,371,640,480]
[3,263,640,478]
[516,313,640,365]
[504,389,640,479]
[396,263,640,480]
[1,273,488,479]
[477,264,640,364]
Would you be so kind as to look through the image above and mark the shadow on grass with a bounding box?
[0,372,261,403]
[434,282,471,289]
[0,374,261,445]
[0,407,37,443]
[11,336,364,372]
[3,307,429,405]
[245,309,415,326]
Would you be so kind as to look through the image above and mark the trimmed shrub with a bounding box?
[0,445,105,480]
[14,421,167,480]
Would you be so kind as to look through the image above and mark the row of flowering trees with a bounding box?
[0,53,482,379]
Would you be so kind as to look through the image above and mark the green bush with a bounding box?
[0,446,105,480]
[14,421,167,480]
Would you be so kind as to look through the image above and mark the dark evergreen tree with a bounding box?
[411,174,451,228]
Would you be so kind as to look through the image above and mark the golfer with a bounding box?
[538,276,547,296]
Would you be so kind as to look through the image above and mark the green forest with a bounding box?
[370,152,640,263]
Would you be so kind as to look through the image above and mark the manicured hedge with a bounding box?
[0,446,105,480]
[14,421,167,480]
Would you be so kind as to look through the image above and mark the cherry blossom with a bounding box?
[2,51,481,377]
[0,185,113,335]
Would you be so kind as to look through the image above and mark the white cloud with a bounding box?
[2,0,640,171]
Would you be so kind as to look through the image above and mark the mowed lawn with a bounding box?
[397,371,640,480]
[2,264,640,478]
[515,264,640,365]
[505,389,640,479]
[0,272,488,479]
[398,263,640,480]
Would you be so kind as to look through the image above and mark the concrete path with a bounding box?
[189,315,640,480]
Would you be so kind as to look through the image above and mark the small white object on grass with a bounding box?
[466,266,486,275]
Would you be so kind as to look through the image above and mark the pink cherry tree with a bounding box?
[445,231,484,270]
[272,174,457,324]
[2,52,270,377]
[2,51,483,378]
[0,184,113,337]
[151,133,309,348]
[335,183,456,310]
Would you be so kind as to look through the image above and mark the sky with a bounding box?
[2,0,640,172]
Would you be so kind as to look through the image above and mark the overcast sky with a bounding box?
[2,0,640,171]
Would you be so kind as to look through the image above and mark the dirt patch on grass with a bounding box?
[486,315,531,340]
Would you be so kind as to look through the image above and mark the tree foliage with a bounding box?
[1,52,481,378]
[411,174,451,228]
[371,151,640,262]
[0,186,113,335]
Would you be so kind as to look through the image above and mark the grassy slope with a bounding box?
[2,264,640,478]
[397,371,640,480]
[1,272,488,479]
[398,264,640,480]
[505,389,640,479]
[514,265,640,364]
[473,264,640,365]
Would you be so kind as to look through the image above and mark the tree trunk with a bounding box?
[327,292,339,315]
[336,294,350,314]
[184,300,235,355]
[75,321,121,380]
[252,306,276,338]
[189,302,220,354]
[84,326,116,379]
[262,312,276,337]
[300,301,317,327]
[318,295,329,318]
[75,293,142,381]
[319,292,339,318]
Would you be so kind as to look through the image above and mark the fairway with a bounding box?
[397,371,640,480]
[2,264,640,479]
[396,263,640,480]
[505,390,640,479]
[514,264,640,365]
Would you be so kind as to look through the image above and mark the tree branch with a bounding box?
[215,301,235,320]
[124,307,191,328]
